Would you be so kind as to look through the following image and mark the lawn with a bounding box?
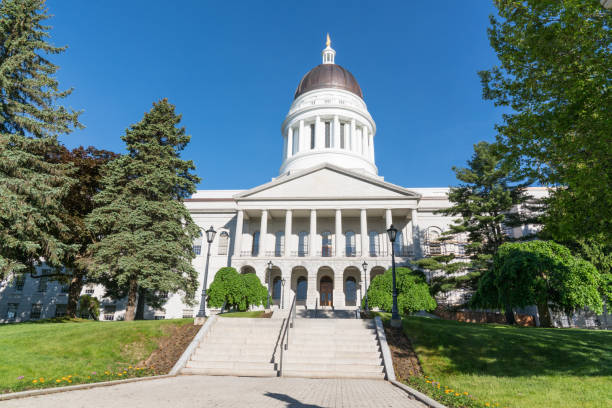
[389,315,612,408]
[219,311,265,318]
[0,318,193,394]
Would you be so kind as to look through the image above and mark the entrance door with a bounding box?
[320,276,333,307]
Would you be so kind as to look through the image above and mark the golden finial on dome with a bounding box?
[326,33,331,48]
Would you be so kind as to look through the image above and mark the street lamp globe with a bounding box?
[205,225,217,244]
[386,224,398,243]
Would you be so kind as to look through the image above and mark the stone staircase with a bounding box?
[281,318,385,379]
[181,317,283,377]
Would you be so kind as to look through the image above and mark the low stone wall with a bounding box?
[434,307,535,327]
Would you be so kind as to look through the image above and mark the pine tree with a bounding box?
[0,0,82,280]
[425,141,537,317]
[86,99,201,321]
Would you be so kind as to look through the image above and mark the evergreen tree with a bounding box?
[0,0,82,280]
[86,99,201,321]
[480,0,612,245]
[426,141,537,318]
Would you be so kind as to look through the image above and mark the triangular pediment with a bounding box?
[235,164,420,200]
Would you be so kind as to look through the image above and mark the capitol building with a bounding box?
[0,37,543,322]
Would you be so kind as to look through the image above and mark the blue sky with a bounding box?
[47,0,503,190]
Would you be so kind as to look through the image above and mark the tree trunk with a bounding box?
[537,302,552,327]
[66,273,85,318]
[504,304,516,325]
[135,286,146,320]
[124,277,138,321]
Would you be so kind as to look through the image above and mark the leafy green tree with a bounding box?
[207,267,268,311]
[480,0,612,245]
[86,99,200,321]
[0,0,82,280]
[472,240,603,327]
[365,267,437,314]
[414,254,473,294]
[78,294,100,320]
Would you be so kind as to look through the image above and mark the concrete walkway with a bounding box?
[0,375,426,408]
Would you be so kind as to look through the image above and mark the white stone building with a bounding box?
[0,38,551,323]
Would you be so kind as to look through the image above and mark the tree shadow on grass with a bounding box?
[264,392,324,408]
[403,316,612,377]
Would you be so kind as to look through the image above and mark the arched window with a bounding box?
[298,231,309,257]
[369,231,379,257]
[340,122,346,149]
[296,277,307,304]
[252,231,260,256]
[426,228,442,255]
[310,124,315,149]
[217,231,229,255]
[272,276,282,301]
[345,277,357,306]
[321,231,332,257]
[324,121,331,148]
[275,231,284,257]
[193,231,203,256]
[345,231,356,256]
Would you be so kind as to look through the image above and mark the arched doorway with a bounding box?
[320,276,333,307]
[296,277,307,305]
[345,277,357,306]
[272,276,282,304]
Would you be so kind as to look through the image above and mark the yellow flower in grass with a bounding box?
[56,379,61,383]
[426,380,431,383]
[32,380,37,384]
[485,403,490,407]
[128,366,132,369]
[68,380,72,383]
[464,392,468,395]
[455,393,460,396]
[118,373,122,377]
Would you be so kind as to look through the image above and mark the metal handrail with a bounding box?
[278,294,297,376]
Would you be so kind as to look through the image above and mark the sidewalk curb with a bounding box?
[389,379,448,408]
[169,315,216,375]
[374,316,396,381]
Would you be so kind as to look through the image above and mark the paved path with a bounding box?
[1,375,426,408]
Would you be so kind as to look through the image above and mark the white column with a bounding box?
[411,209,421,258]
[259,209,268,257]
[369,132,374,161]
[282,134,287,160]
[315,116,322,149]
[309,209,317,257]
[350,119,356,151]
[333,115,340,149]
[360,209,368,257]
[362,127,368,157]
[385,209,393,229]
[299,120,305,151]
[333,271,345,308]
[335,209,342,257]
[284,209,292,257]
[233,210,244,257]
[287,127,293,158]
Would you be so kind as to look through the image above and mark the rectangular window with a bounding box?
[292,127,299,155]
[325,121,331,148]
[6,303,18,320]
[55,304,67,318]
[340,123,346,149]
[15,275,25,291]
[182,309,194,319]
[154,314,165,320]
[38,277,48,292]
[193,245,201,255]
[310,124,315,149]
[30,304,42,319]
[103,305,116,321]
[61,283,69,293]
[85,288,95,295]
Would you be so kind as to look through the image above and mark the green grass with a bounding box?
[0,317,192,394]
[219,311,265,318]
[379,313,612,408]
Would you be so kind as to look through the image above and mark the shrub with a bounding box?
[365,267,437,314]
[207,267,268,311]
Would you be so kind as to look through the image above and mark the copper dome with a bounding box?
[294,64,363,100]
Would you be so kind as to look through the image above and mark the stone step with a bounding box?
[198,343,274,352]
[281,369,385,380]
[186,360,275,370]
[192,350,273,361]
[285,356,382,366]
[181,367,277,377]
[289,333,377,342]
[284,350,381,360]
[288,344,379,352]
[289,337,378,346]
[282,362,383,373]
[202,337,279,345]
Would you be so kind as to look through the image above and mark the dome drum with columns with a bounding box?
[280,36,377,177]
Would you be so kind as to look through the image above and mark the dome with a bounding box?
[294,64,363,100]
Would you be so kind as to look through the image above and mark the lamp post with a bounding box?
[387,224,401,328]
[281,277,286,309]
[196,225,216,322]
[266,261,273,309]
[361,260,369,311]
